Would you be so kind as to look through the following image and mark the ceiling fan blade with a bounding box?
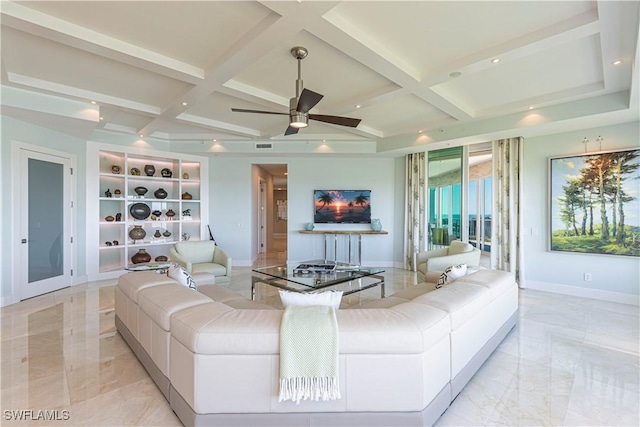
[296,88,324,113]
[309,114,362,128]
[284,126,299,136]
[231,108,288,115]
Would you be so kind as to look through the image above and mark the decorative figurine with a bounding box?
[182,232,190,241]
[104,189,112,198]
[112,240,119,246]
[111,165,121,174]
[182,172,189,180]
[130,167,141,176]
[105,241,112,246]
[115,213,122,222]
[161,168,172,178]
[182,208,191,217]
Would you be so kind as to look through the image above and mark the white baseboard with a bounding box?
[74,275,89,286]
[524,280,639,306]
[1,295,18,307]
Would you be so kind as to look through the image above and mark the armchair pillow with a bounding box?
[448,241,474,255]
[436,264,467,288]
[167,263,197,290]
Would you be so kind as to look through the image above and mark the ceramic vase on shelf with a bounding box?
[305,222,315,231]
[129,225,146,242]
[182,191,193,200]
[131,249,151,264]
[161,168,172,178]
[154,229,162,238]
[371,218,382,232]
[154,188,168,199]
[144,164,155,176]
[165,209,176,219]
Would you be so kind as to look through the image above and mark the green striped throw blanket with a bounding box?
[278,305,341,404]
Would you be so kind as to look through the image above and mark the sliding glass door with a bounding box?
[427,147,462,249]
[426,145,492,254]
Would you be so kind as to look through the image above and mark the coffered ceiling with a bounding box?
[1,1,638,155]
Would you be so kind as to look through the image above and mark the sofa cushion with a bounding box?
[118,271,176,302]
[356,296,409,309]
[411,283,491,330]
[167,263,197,290]
[171,303,283,354]
[448,241,473,255]
[279,290,343,309]
[174,241,216,264]
[455,269,515,300]
[190,272,216,286]
[337,304,450,353]
[138,284,211,331]
[390,282,438,300]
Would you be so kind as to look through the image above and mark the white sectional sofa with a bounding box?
[115,269,518,427]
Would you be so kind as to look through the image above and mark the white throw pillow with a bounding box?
[279,290,343,310]
[436,264,467,289]
[167,263,197,290]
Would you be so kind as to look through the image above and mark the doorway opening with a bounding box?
[253,164,288,267]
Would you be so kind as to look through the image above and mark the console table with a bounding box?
[299,230,388,265]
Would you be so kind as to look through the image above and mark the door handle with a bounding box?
[21,239,28,244]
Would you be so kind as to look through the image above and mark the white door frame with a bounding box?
[12,142,77,301]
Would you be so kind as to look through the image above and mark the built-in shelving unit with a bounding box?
[87,143,209,280]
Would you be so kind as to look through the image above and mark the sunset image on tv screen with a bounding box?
[314,190,371,223]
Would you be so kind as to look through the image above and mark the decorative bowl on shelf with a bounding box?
[105,215,115,222]
[144,164,155,176]
[165,209,176,219]
[130,167,141,176]
[134,186,148,196]
[155,255,168,262]
[129,203,151,220]
[161,168,172,178]
[111,165,121,174]
[182,191,193,200]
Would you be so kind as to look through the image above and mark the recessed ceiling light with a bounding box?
[139,134,144,138]
[449,71,462,78]
[491,58,501,64]
[355,105,361,109]
[418,130,423,133]
[611,59,623,65]
[99,117,104,121]
[284,172,288,175]
[91,100,97,104]
[528,106,534,110]
[213,139,217,142]
[182,102,188,106]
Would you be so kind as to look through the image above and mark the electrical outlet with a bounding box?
[584,273,592,282]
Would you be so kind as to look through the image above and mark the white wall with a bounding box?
[522,121,640,303]
[210,156,397,266]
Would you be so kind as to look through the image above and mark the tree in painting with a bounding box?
[315,192,334,213]
[551,149,639,256]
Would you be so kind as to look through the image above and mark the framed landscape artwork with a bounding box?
[549,148,640,257]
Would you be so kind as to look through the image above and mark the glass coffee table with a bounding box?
[251,260,385,301]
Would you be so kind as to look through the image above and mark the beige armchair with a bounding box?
[169,241,232,285]
[416,240,481,283]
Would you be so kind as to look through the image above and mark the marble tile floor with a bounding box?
[1,263,638,426]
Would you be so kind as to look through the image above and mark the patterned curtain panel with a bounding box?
[404,152,426,271]
[491,137,525,286]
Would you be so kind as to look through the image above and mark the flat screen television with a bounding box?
[314,190,371,224]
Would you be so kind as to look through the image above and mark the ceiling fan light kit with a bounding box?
[231,46,361,136]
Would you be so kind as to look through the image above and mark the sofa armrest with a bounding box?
[213,246,232,276]
[425,249,481,271]
[416,248,448,266]
[169,246,192,272]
